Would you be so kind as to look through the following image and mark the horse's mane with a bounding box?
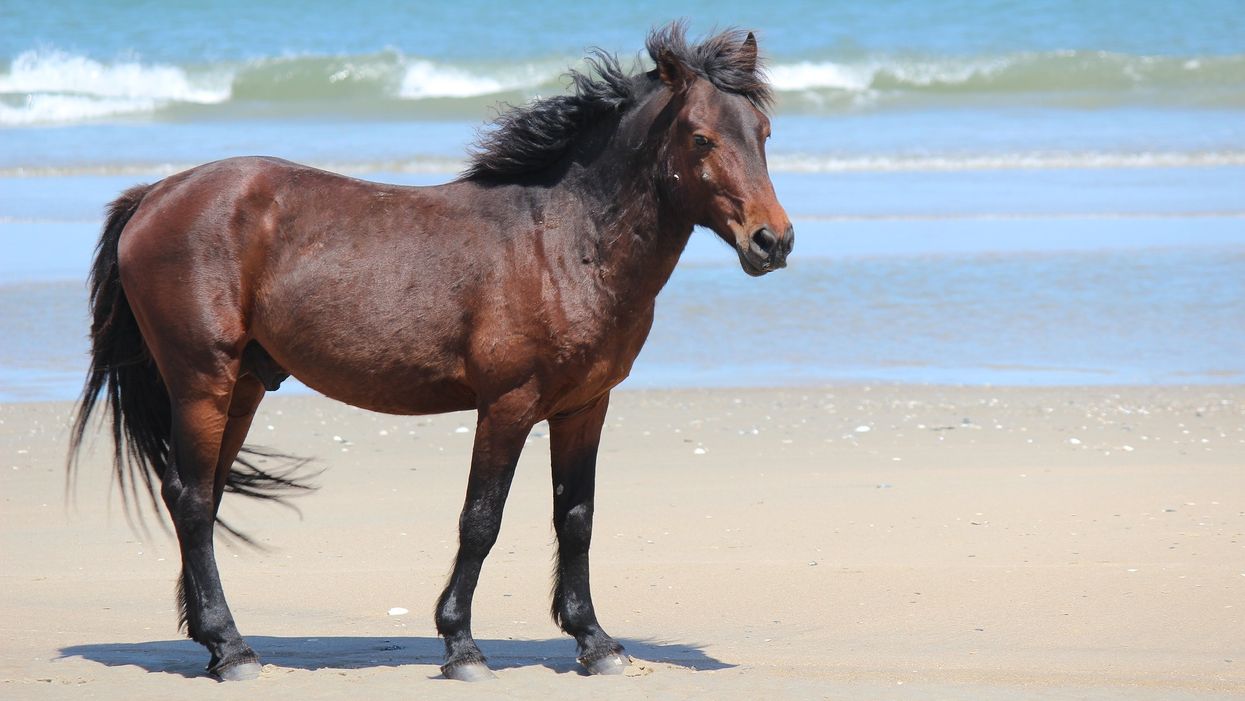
[463,23,771,181]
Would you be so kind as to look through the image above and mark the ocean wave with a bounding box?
[0,49,230,124]
[398,59,551,99]
[769,51,1245,94]
[770,56,1007,92]
[228,52,557,101]
[0,49,563,125]
[3,47,1244,125]
[0,49,230,101]
[0,94,163,126]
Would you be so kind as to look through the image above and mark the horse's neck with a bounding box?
[565,103,693,312]
[567,167,692,316]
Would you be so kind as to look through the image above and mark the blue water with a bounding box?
[8,1,1244,62]
[2,1,1244,399]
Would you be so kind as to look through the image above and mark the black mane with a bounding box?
[463,23,771,181]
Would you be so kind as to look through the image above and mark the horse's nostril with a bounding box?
[751,228,777,254]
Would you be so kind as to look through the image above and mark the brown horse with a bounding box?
[69,24,792,682]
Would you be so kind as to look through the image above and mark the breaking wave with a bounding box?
[0,48,559,125]
[0,49,230,124]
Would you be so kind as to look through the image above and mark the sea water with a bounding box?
[2,1,1243,399]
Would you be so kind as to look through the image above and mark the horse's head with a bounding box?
[653,28,793,276]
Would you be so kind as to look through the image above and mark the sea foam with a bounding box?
[397,59,544,99]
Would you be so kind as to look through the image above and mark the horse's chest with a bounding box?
[547,304,653,384]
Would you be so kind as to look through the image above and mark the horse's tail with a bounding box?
[68,184,314,543]
[67,184,169,523]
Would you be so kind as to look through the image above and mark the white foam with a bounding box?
[768,61,874,92]
[768,56,1009,92]
[878,57,1007,86]
[0,49,231,125]
[397,60,543,99]
[0,94,161,125]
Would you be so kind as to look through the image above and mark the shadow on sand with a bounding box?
[59,635,733,679]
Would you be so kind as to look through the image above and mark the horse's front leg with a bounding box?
[436,398,534,681]
[549,393,629,675]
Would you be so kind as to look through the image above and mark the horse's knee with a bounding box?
[457,509,504,557]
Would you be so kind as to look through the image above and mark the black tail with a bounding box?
[67,184,314,544]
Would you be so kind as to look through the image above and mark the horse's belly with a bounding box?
[282,353,476,415]
[251,292,476,415]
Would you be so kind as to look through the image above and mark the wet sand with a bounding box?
[2,385,1243,699]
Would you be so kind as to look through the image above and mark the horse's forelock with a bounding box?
[646,22,772,112]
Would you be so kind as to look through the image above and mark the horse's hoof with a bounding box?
[442,662,496,682]
[584,653,629,676]
[214,660,262,681]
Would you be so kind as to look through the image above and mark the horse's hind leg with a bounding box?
[548,394,628,674]
[161,364,263,680]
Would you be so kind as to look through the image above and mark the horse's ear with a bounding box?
[656,48,691,92]
[740,32,758,74]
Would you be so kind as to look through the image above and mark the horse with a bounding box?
[68,23,793,682]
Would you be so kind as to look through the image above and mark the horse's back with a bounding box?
[118,155,452,314]
[118,156,321,273]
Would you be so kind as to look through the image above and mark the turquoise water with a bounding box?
[2,1,1243,398]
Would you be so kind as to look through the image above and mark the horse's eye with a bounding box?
[693,134,711,147]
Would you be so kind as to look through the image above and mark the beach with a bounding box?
[3,385,1242,699]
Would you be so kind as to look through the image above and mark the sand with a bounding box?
[2,385,1243,699]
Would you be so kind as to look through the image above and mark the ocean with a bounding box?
[2,0,1243,400]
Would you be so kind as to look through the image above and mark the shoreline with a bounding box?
[3,384,1243,699]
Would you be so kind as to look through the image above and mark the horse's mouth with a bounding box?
[737,248,777,277]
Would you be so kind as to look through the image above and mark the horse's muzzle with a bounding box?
[741,225,794,276]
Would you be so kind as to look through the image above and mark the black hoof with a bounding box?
[212,660,262,681]
[442,661,496,682]
[583,653,629,676]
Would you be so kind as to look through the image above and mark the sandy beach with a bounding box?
[1,384,1241,699]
